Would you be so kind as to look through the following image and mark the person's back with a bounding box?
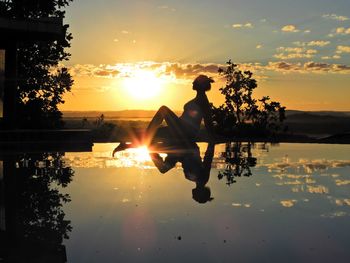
[180,96,203,137]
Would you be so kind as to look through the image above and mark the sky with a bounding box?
[60,0,350,111]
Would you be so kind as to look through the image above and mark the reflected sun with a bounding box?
[122,70,162,100]
[132,146,151,162]
[111,145,152,168]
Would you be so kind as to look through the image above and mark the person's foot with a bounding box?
[112,142,133,156]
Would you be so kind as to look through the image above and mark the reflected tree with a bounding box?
[218,142,257,185]
[1,152,73,262]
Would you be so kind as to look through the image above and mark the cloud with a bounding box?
[329,27,350,37]
[294,41,330,47]
[335,199,350,206]
[232,203,251,208]
[335,179,350,186]
[268,159,350,173]
[277,47,304,53]
[68,62,223,82]
[307,41,331,47]
[265,61,300,71]
[280,200,297,207]
[175,61,347,75]
[67,60,350,82]
[306,49,318,54]
[335,27,350,35]
[304,61,350,73]
[281,25,299,33]
[336,45,350,54]
[69,64,120,78]
[68,64,97,77]
[232,23,254,29]
[274,54,306,59]
[321,211,347,218]
[307,185,329,194]
[322,14,349,21]
[163,63,222,78]
[293,41,305,47]
[274,46,317,59]
[321,55,341,60]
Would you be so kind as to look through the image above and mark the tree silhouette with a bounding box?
[0,0,73,128]
[252,96,286,132]
[217,60,258,125]
[213,60,286,136]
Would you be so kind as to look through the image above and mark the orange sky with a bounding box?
[59,0,350,112]
[60,62,350,112]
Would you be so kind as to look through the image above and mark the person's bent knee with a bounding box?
[159,105,170,113]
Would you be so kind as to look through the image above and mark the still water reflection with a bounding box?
[1,143,350,262]
[0,153,73,262]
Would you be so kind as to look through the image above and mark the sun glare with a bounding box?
[111,145,152,168]
[133,146,152,162]
[122,70,162,99]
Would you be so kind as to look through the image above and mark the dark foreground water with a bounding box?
[1,143,350,262]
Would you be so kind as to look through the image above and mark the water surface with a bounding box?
[1,143,350,262]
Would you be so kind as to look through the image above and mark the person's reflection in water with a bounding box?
[112,75,217,202]
[149,141,215,203]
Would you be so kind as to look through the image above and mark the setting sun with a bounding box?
[122,70,163,100]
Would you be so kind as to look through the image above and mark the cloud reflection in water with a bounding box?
[62,143,350,214]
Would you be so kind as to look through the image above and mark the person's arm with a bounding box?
[198,95,215,141]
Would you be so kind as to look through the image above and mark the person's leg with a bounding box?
[112,142,136,156]
[146,106,187,144]
[113,106,182,155]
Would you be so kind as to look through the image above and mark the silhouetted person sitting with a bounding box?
[149,141,215,203]
[113,75,215,154]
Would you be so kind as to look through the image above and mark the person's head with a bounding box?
[192,184,214,204]
[192,75,214,92]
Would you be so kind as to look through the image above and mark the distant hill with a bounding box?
[285,111,350,137]
[286,110,350,117]
[62,109,350,137]
[63,110,159,118]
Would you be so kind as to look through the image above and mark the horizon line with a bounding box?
[61,109,350,112]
